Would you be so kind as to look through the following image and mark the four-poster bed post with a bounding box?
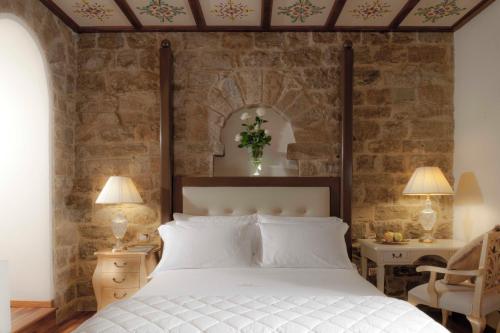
[159,38,354,255]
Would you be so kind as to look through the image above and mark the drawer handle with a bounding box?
[392,253,403,259]
[112,277,126,284]
[113,292,127,299]
[114,261,127,268]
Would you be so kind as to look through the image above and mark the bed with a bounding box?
[76,178,449,333]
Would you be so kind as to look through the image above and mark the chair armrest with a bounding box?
[416,265,482,277]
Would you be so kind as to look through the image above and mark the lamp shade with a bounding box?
[403,167,454,196]
[96,176,143,204]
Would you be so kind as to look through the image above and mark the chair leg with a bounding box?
[441,310,449,326]
[467,315,486,333]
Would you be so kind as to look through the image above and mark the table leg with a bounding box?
[361,256,368,279]
[376,265,385,293]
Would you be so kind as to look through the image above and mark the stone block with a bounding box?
[97,33,124,49]
[255,33,285,48]
[222,33,253,49]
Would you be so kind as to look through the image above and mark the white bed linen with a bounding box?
[138,268,377,298]
[76,268,449,333]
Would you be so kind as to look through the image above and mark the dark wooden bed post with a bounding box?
[341,40,354,258]
[160,40,174,223]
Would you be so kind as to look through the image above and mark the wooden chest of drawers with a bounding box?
[92,249,159,310]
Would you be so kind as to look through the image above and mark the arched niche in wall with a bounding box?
[214,107,298,176]
[0,16,53,301]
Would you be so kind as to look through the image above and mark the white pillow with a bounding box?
[259,222,352,269]
[258,215,343,224]
[151,222,253,275]
[173,213,259,257]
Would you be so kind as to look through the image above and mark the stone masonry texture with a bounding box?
[0,0,78,322]
[0,2,455,315]
[75,31,454,308]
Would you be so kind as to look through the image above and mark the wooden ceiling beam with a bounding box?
[262,0,273,30]
[390,0,420,30]
[39,0,80,33]
[326,0,347,30]
[188,0,206,29]
[114,0,143,30]
[453,0,496,31]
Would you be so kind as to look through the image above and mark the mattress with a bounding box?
[76,268,449,333]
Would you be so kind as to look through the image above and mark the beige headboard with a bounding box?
[172,177,341,219]
[182,186,330,217]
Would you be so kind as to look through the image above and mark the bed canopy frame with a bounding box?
[158,39,354,256]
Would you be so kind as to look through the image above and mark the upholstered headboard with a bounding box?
[172,177,341,218]
[169,176,350,257]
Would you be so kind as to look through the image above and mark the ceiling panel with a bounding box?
[126,0,196,26]
[400,0,482,27]
[271,0,335,27]
[199,0,262,27]
[336,0,408,27]
[52,0,132,27]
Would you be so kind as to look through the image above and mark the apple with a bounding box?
[394,232,403,242]
[384,231,394,243]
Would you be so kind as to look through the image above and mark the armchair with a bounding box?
[408,228,500,333]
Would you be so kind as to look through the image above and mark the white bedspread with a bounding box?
[76,268,449,333]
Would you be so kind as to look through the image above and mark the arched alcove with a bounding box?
[214,107,299,176]
[0,17,53,301]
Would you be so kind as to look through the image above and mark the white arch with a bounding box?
[0,16,53,301]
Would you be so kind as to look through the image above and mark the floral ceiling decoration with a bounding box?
[73,0,113,21]
[44,0,492,31]
[414,0,466,23]
[136,0,187,23]
[211,0,254,21]
[400,0,481,27]
[277,0,326,23]
[350,0,391,21]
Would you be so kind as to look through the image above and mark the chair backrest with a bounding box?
[479,227,500,293]
[471,226,500,317]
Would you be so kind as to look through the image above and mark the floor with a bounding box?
[11,307,56,332]
[58,309,495,333]
[57,312,94,333]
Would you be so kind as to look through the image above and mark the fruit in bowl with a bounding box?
[383,231,394,243]
[382,231,404,243]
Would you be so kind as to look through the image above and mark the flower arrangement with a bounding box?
[234,108,272,176]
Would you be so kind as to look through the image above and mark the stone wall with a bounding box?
[75,31,454,309]
[0,0,78,322]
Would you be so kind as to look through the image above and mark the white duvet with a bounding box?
[76,268,449,333]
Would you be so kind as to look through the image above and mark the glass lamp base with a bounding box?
[112,238,125,252]
[419,196,436,243]
[111,212,128,252]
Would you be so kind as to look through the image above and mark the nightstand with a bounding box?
[92,247,159,310]
[358,239,465,293]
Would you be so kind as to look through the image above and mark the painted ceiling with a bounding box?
[41,0,495,33]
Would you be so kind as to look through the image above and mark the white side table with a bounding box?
[358,239,466,293]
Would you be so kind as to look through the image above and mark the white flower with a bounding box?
[264,129,270,136]
[240,112,251,121]
[256,108,266,117]
[234,134,242,142]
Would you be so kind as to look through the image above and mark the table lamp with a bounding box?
[96,176,143,252]
[403,167,454,243]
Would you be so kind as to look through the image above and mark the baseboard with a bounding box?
[10,300,54,308]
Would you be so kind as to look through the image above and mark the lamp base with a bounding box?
[419,235,435,243]
[112,238,126,252]
[419,196,436,244]
[111,212,128,252]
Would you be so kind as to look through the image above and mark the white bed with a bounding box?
[76,268,448,332]
[76,180,449,333]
